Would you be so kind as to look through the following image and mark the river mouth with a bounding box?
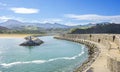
[0,36,88,72]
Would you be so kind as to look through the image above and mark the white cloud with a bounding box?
[0,16,26,23]
[10,7,39,14]
[0,16,63,24]
[65,14,120,23]
[65,22,80,26]
[0,16,11,20]
[39,18,63,23]
[0,2,7,6]
[0,16,12,22]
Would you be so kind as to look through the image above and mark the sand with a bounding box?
[0,34,41,38]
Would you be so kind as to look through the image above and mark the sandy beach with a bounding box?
[0,34,44,38]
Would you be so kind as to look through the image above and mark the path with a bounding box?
[84,40,119,72]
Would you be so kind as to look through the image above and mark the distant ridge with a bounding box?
[70,23,120,34]
[0,26,9,30]
[0,19,70,29]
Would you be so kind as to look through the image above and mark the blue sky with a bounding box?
[0,0,120,25]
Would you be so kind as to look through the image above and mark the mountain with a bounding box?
[39,23,70,29]
[0,20,117,34]
[0,20,70,29]
[72,23,95,29]
[0,26,9,30]
[0,19,24,28]
[70,23,120,34]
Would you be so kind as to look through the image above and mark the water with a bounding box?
[0,36,88,72]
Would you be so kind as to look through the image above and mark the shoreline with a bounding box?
[54,36,100,72]
[0,34,46,38]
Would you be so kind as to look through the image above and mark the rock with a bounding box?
[20,36,44,46]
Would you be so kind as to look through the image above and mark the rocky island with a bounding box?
[20,36,44,46]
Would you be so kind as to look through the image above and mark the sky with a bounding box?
[0,0,120,26]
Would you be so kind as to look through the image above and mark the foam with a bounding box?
[0,45,85,68]
[1,60,47,67]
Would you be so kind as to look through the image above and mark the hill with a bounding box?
[0,26,9,30]
[70,23,120,34]
[0,20,70,29]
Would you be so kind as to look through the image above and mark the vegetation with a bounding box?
[0,30,45,34]
[0,27,70,34]
[69,23,120,34]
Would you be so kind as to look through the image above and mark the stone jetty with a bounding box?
[54,34,120,72]
[20,36,43,46]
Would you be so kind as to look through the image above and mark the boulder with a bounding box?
[20,36,43,46]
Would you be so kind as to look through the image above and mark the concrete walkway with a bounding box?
[83,40,109,72]
[108,41,120,59]
[84,40,119,72]
[55,35,120,72]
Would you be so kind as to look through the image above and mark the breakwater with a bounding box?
[54,34,120,72]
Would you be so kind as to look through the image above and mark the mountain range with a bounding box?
[0,19,95,30]
[70,23,120,34]
[0,20,70,29]
[0,19,117,34]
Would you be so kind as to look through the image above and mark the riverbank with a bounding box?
[0,34,46,38]
[54,34,120,72]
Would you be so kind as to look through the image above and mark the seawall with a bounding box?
[54,34,120,72]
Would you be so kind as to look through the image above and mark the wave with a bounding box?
[1,60,47,67]
[0,45,85,68]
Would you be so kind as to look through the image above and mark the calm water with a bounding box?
[0,36,88,72]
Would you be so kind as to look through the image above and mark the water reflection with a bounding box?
[23,46,35,53]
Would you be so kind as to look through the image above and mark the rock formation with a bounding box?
[20,36,43,46]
